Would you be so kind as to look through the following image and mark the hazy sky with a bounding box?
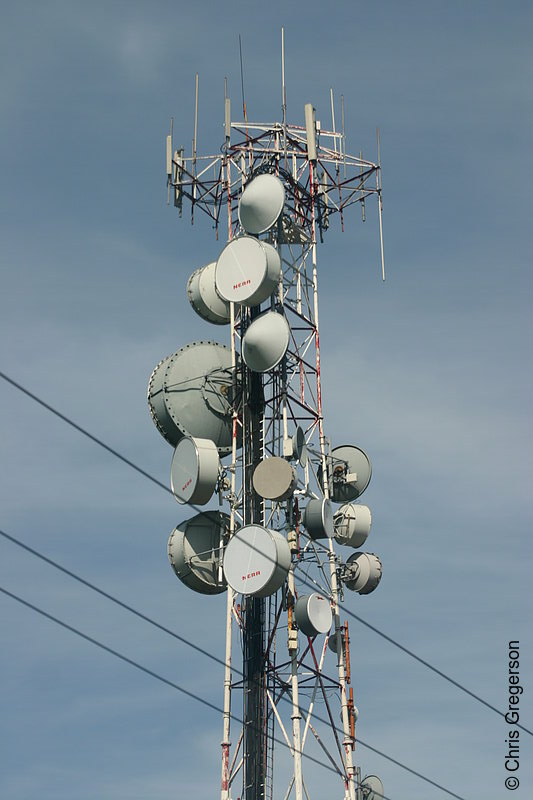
[1,3,532,800]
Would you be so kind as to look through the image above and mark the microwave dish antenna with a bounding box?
[361,775,384,800]
[168,511,229,595]
[147,341,238,454]
[302,497,334,539]
[215,236,281,306]
[334,502,372,548]
[292,426,308,467]
[325,444,372,503]
[343,552,382,595]
[242,311,290,373]
[223,524,291,597]
[294,593,332,637]
[187,262,231,325]
[252,456,297,501]
[170,436,220,505]
[238,172,286,234]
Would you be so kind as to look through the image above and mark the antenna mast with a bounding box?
[151,34,386,800]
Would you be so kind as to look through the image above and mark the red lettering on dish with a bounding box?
[242,571,261,581]
[233,279,252,290]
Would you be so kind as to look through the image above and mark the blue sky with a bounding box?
[1,2,532,799]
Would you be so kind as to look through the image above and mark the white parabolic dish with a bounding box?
[170,436,220,505]
[215,236,281,306]
[242,312,290,373]
[168,511,229,595]
[223,525,291,597]
[328,444,372,503]
[238,173,286,234]
[187,262,230,325]
[294,593,332,637]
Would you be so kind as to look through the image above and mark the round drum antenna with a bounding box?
[360,775,384,800]
[147,341,238,454]
[187,262,231,325]
[170,436,220,505]
[343,552,382,595]
[333,503,371,548]
[294,593,332,637]
[215,236,281,306]
[253,457,297,501]
[223,525,291,597]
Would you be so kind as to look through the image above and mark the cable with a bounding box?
[0,371,171,496]
[0,525,474,800]
[0,585,337,781]
[1,368,528,738]
[0,581,465,800]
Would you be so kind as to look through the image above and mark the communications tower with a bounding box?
[148,41,385,800]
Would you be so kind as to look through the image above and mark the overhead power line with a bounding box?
[0,585,338,781]
[0,581,468,800]
[1,369,528,738]
[0,524,476,800]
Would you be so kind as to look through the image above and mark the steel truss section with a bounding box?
[168,120,381,243]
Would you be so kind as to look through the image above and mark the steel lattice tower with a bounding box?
[150,55,385,800]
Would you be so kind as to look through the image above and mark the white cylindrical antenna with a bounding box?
[304,103,317,162]
[225,97,231,144]
[330,88,336,136]
[341,95,347,178]
[239,34,247,122]
[281,27,287,130]
[194,72,199,164]
[377,127,385,281]
[166,118,173,177]
[166,117,173,204]
[330,88,339,166]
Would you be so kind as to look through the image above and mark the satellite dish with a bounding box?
[148,341,238,454]
[343,552,382,595]
[187,262,231,325]
[292,426,307,467]
[322,445,372,503]
[294,593,332,637]
[333,503,371,548]
[242,312,290,373]
[170,436,220,505]
[328,631,341,653]
[353,705,359,723]
[360,775,384,800]
[253,457,297,501]
[238,173,285,234]
[223,525,291,597]
[302,498,334,539]
[168,511,229,595]
[215,236,281,306]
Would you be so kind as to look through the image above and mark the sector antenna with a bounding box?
[151,33,386,800]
